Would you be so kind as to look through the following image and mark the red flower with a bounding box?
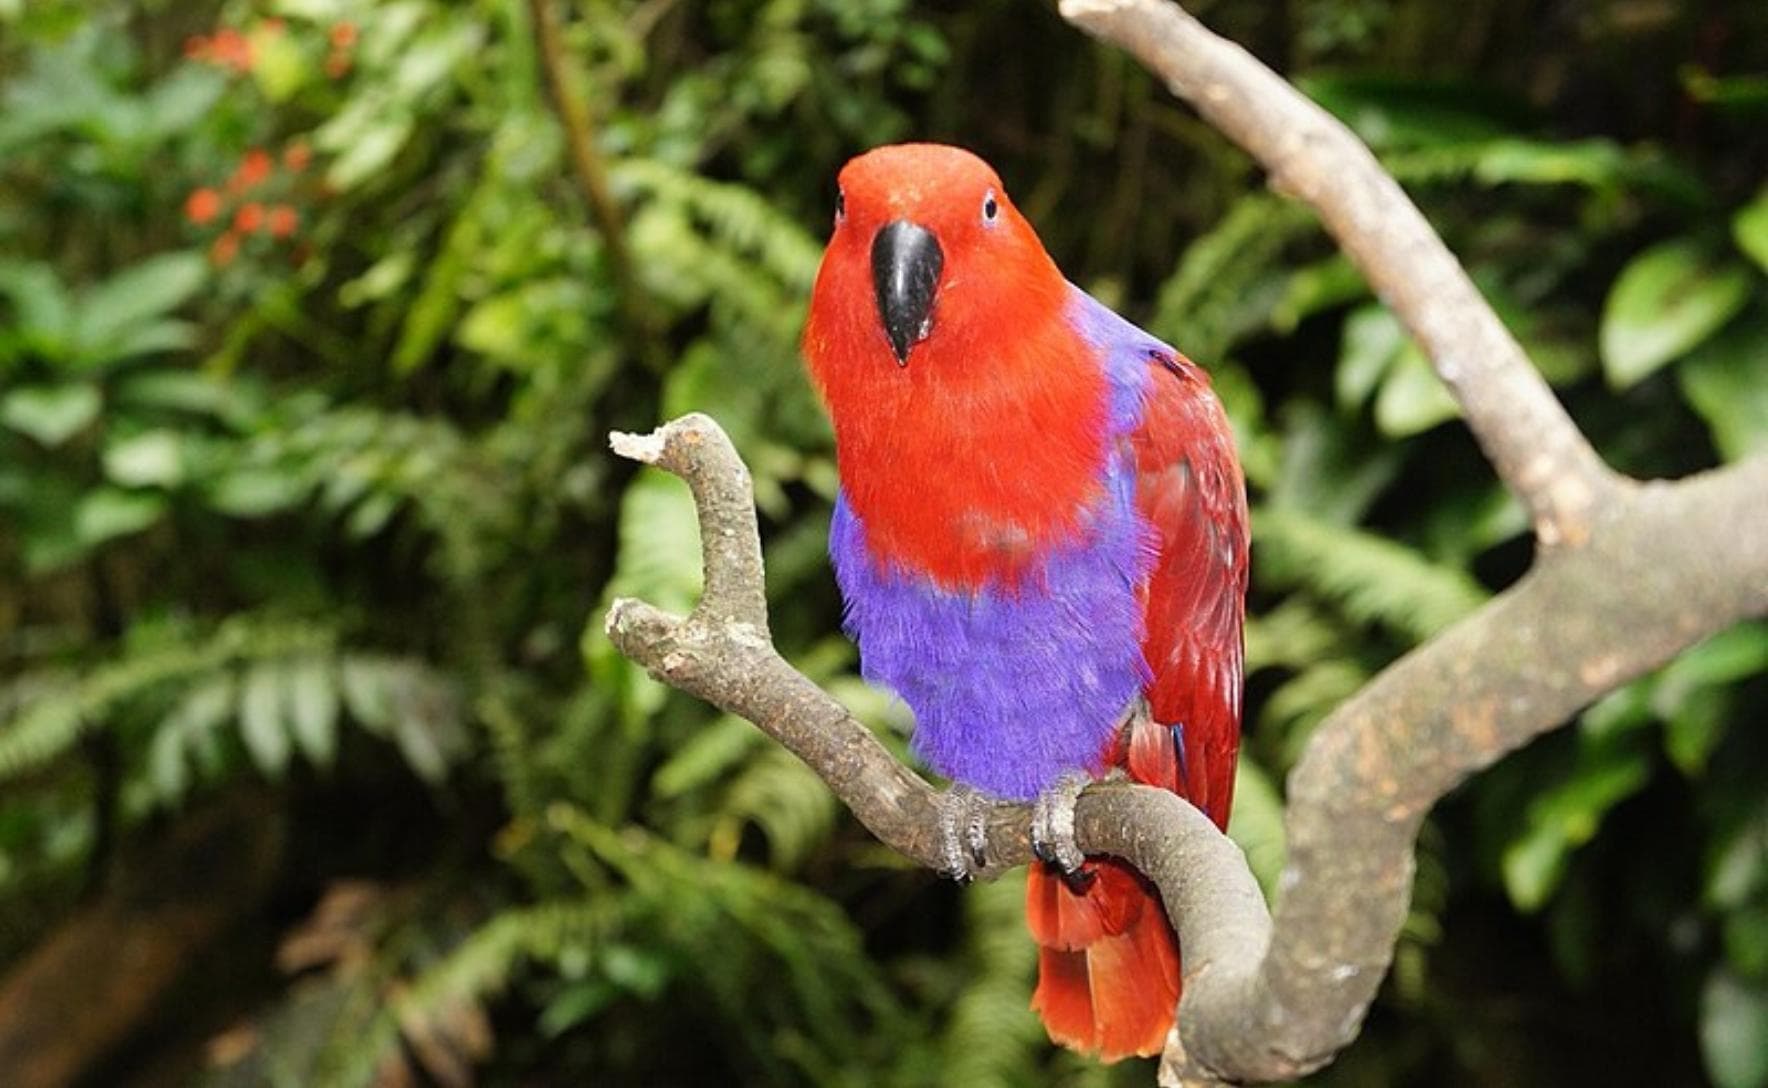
[234,203,266,233]
[229,149,274,194]
[282,140,312,173]
[210,231,241,267]
[325,52,352,79]
[329,22,358,49]
[184,187,223,226]
[208,27,253,73]
[267,205,299,238]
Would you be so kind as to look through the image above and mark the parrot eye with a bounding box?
[982,191,999,224]
[835,189,846,223]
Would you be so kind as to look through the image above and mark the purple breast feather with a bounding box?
[825,286,1164,801]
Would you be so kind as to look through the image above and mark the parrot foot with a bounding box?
[1031,770,1093,891]
[936,784,992,882]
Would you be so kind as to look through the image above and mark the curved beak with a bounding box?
[871,220,943,366]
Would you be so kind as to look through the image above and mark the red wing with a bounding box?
[1123,351,1248,829]
[1021,343,1249,1061]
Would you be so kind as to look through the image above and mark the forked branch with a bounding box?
[604,416,1766,1083]
[605,3,1768,1083]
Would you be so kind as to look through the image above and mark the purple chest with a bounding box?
[826,287,1164,800]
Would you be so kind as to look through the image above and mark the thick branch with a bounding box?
[605,415,1767,1085]
[1190,460,1768,1081]
[1059,0,1616,548]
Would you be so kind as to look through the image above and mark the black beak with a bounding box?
[871,220,943,366]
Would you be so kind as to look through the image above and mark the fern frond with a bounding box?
[1149,193,1317,360]
[1263,659,1372,767]
[617,158,823,291]
[941,870,1045,1088]
[406,898,614,1012]
[1244,598,1351,675]
[651,714,766,799]
[477,689,541,819]
[719,743,839,871]
[1253,507,1489,643]
[549,805,905,1062]
[0,618,333,782]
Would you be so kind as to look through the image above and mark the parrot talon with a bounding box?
[937,784,992,882]
[1031,770,1092,879]
[1059,865,1097,895]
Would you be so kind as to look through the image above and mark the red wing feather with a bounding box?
[1025,349,1248,1062]
[1126,351,1248,829]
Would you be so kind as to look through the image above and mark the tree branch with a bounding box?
[601,5,1768,1084]
[1058,0,1617,549]
[606,414,1766,1084]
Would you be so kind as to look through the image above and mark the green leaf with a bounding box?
[1725,904,1768,982]
[1703,970,1768,1088]
[1601,241,1752,389]
[104,430,185,488]
[206,468,310,517]
[325,115,414,191]
[74,487,166,547]
[249,23,310,102]
[340,658,397,737]
[587,472,705,727]
[113,369,243,420]
[286,656,339,768]
[1656,624,1768,776]
[1374,345,1460,437]
[107,318,197,360]
[147,718,191,803]
[1,383,100,446]
[1708,801,1768,911]
[150,676,236,804]
[0,260,72,349]
[1734,191,1768,274]
[1336,305,1403,409]
[1226,759,1285,902]
[1273,256,1367,333]
[457,291,529,362]
[1471,137,1630,189]
[1502,746,1651,912]
[389,669,466,784]
[652,716,764,799]
[142,65,226,139]
[76,252,208,364]
[239,664,292,777]
[1679,313,1768,460]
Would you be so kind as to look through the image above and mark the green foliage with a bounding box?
[1601,240,1753,389]
[1,1,1763,1085]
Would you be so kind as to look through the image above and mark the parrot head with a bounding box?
[801,143,1113,589]
[805,143,1065,371]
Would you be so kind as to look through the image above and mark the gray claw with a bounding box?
[1031,770,1091,878]
[937,784,991,882]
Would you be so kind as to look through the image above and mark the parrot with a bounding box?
[801,143,1247,1061]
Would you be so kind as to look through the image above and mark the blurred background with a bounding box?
[1,0,1765,1084]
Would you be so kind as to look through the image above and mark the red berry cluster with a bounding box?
[326,22,358,80]
[183,26,257,74]
[184,142,313,267]
[183,18,357,81]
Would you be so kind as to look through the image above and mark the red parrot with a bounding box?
[801,144,1247,1061]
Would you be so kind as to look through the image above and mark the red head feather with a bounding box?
[803,144,1109,588]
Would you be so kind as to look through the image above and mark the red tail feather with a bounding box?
[1027,860,1180,1061]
